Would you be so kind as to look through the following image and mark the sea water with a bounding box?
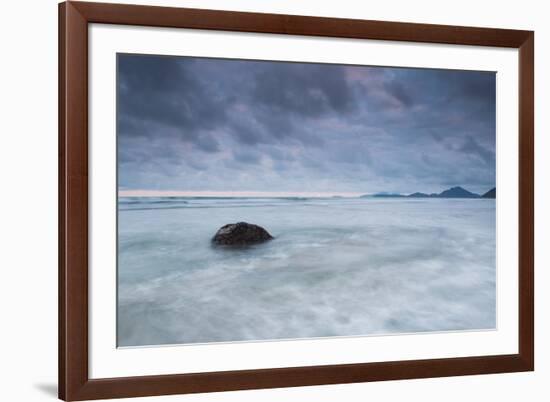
[117,197,496,347]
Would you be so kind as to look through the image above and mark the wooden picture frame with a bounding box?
[59,1,534,400]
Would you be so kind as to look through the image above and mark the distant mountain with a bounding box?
[408,192,436,198]
[437,186,480,198]
[360,192,403,198]
[361,186,482,199]
[482,187,496,198]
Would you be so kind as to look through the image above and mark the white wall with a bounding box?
[0,0,547,400]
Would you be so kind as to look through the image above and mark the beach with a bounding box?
[117,197,496,347]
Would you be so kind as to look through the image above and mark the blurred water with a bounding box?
[117,197,496,347]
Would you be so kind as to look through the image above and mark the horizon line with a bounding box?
[118,186,495,198]
[118,190,365,198]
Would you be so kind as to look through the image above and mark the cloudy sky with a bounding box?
[117,53,496,196]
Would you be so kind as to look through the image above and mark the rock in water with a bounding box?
[212,222,273,246]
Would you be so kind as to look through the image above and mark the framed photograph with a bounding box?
[59,1,534,400]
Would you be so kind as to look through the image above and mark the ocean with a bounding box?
[117,197,496,347]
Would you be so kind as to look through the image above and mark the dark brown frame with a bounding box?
[59,1,534,400]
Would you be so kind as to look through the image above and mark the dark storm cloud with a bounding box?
[233,149,262,165]
[118,56,224,133]
[384,80,414,107]
[459,135,495,165]
[252,63,355,116]
[117,54,496,194]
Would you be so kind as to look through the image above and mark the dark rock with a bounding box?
[212,222,273,246]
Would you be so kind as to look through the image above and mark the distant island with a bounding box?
[481,188,496,198]
[361,186,496,199]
